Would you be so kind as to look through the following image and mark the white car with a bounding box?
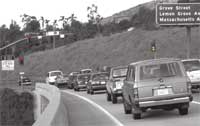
[46,70,63,85]
[182,59,200,90]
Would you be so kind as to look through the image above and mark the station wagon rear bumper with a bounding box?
[139,97,190,107]
[77,85,86,89]
[92,84,106,91]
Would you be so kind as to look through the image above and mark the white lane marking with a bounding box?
[192,101,200,105]
[62,90,124,126]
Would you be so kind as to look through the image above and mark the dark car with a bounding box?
[106,66,127,104]
[18,76,32,86]
[55,74,69,87]
[74,73,91,91]
[68,72,79,89]
[87,72,108,94]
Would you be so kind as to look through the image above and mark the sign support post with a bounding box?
[186,26,191,59]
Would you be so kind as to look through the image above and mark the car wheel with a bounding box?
[123,97,132,114]
[111,93,117,104]
[77,88,80,92]
[133,113,141,120]
[106,91,111,101]
[90,89,94,95]
[179,108,188,115]
[74,88,77,91]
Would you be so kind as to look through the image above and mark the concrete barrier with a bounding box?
[33,83,68,126]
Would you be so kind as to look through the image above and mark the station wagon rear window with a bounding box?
[112,68,127,78]
[182,60,200,72]
[140,62,183,80]
[78,74,90,81]
[50,72,62,76]
[92,73,108,80]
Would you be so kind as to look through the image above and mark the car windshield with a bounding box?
[92,73,108,80]
[78,74,90,81]
[50,72,62,76]
[112,68,127,78]
[140,62,183,80]
[182,60,200,72]
[81,69,92,74]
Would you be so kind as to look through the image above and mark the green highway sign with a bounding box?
[156,3,200,25]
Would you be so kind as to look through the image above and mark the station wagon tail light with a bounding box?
[113,79,120,88]
[92,81,96,85]
[187,81,192,93]
[113,83,116,88]
[133,88,139,98]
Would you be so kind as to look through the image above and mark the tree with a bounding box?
[131,6,156,30]
[118,19,132,31]
[87,4,103,35]
[45,19,50,31]
[68,14,77,25]
[20,14,40,32]
[39,16,45,30]
[24,20,40,32]
[0,25,9,47]
[59,16,70,30]
[8,20,22,42]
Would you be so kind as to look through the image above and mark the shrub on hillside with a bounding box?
[0,88,34,126]
[131,6,158,30]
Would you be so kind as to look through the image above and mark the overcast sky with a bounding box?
[1,0,151,27]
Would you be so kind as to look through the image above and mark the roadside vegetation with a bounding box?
[0,88,34,126]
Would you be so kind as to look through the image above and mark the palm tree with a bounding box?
[87,4,103,35]
[20,14,31,28]
[59,16,70,29]
[45,19,50,31]
[67,14,77,25]
[39,16,45,30]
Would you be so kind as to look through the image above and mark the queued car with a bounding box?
[46,70,63,85]
[87,72,108,95]
[80,69,92,74]
[106,66,127,104]
[18,76,32,86]
[123,58,193,119]
[68,72,79,89]
[182,59,200,90]
[74,73,91,91]
[55,74,69,87]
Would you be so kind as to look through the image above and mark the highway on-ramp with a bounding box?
[61,91,122,126]
[61,89,200,126]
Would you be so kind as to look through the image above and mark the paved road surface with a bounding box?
[61,91,120,126]
[61,89,200,126]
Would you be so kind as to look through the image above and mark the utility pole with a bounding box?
[53,20,57,49]
[53,26,56,49]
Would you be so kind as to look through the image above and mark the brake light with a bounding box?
[133,88,139,98]
[113,82,116,88]
[187,81,192,93]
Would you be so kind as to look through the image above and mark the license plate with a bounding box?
[101,81,106,84]
[156,88,169,96]
[116,83,122,89]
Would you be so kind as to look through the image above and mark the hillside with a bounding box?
[1,26,200,84]
[101,0,178,24]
